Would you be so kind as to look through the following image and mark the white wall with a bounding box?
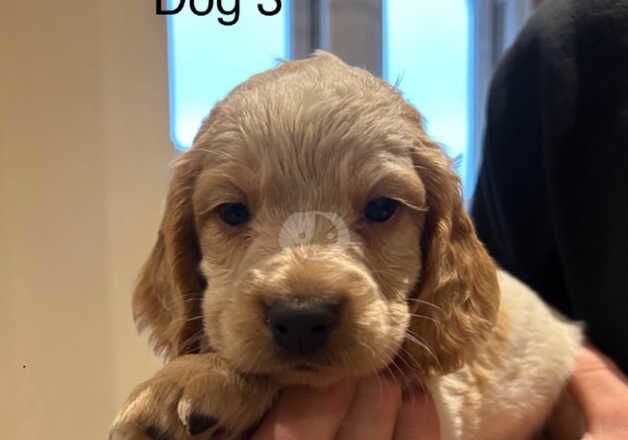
[1,1,173,437]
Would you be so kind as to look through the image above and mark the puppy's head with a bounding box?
[134,52,499,385]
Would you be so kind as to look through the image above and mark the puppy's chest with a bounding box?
[426,270,582,440]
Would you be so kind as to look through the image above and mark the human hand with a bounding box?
[569,345,628,440]
[251,375,440,440]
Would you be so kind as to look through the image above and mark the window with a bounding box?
[167,0,291,150]
[383,0,471,194]
[165,0,535,194]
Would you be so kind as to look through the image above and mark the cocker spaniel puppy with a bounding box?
[110,52,582,440]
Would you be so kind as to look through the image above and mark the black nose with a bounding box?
[266,300,339,356]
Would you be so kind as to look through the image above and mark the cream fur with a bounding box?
[429,271,583,439]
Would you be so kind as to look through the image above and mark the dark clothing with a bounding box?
[472,0,628,373]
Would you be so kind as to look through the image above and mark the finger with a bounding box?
[252,379,358,440]
[569,346,628,430]
[394,386,440,440]
[335,375,402,440]
[574,344,627,382]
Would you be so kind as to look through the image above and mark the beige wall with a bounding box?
[1,1,172,438]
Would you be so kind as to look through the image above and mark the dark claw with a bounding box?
[145,425,173,440]
[188,413,218,435]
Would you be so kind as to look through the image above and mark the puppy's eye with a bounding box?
[217,203,250,226]
[364,197,399,222]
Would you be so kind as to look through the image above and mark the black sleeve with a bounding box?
[471,0,628,373]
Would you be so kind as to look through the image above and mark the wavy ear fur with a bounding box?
[132,152,207,359]
[402,113,500,377]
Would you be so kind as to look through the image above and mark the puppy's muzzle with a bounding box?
[265,299,341,356]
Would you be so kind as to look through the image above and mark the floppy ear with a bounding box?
[403,126,500,377]
[132,151,207,359]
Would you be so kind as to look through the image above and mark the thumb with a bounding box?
[569,345,628,432]
[394,386,440,440]
[252,379,357,440]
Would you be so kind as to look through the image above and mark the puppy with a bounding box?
[110,52,582,440]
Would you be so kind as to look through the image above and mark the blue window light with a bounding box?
[383,0,472,195]
[167,1,291,150]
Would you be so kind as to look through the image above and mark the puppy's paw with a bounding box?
[109,354,277,440]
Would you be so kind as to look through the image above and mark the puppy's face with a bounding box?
[135,53,499,385]
[194,115,426,385]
